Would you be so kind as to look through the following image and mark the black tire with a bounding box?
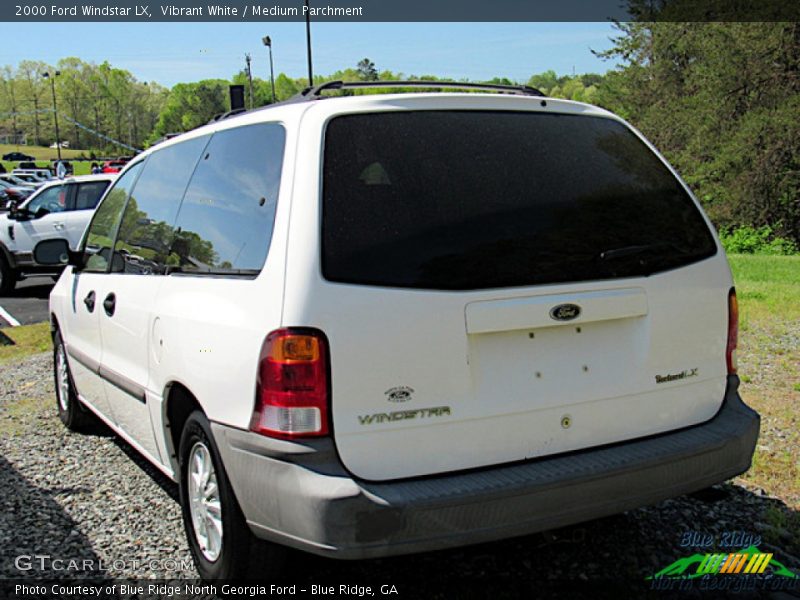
[178,411,285,580]
[53,331,94,431]
[0,254,16,296]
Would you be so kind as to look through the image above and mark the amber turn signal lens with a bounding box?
[270,334,320,362]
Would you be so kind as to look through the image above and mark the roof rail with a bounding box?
[207,107,248,124]
[298,80,545,99]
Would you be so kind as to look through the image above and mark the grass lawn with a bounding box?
[1,142,98,176]
[1,142,88,161]
[728,254,800,545]
[0,322,51,364]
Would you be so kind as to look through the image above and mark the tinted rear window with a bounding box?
[322,111,716,290]
[74,180,111,210]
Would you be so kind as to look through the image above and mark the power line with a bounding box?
[0,109,140,153]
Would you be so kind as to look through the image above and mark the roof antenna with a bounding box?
[304,0,314,86]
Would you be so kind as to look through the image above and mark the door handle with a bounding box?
[103,293,116,317]
[83,291,95,312]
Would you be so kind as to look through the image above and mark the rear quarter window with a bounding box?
[322,111,717,290]
[168,122,286,275]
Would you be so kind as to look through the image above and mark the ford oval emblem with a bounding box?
[550,303,581,321]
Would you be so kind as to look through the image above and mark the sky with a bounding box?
[0,22,619,87]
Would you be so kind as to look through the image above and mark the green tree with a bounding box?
[274,73,301,101]
[17,60,48,146]
[527,70,559,94]
[357,58,378,81]
[150,80,228,140]
[595,21,800,243]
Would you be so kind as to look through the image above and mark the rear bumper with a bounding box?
[212,376,759,560]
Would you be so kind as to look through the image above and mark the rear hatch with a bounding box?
[302,105,730,481]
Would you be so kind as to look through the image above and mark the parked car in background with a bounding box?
[2,151,35,161]
[7,172,46,187]
[0,173,115,293]
[17,161,43,171]
[101,159,128,173]
[0,179,34,210]
[1,173,34,186]
[0,182,16,211]
[34,83,758,581]
[12,168,54,182]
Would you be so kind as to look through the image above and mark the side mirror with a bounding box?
[8,207,30,221]
[33,238,81,267]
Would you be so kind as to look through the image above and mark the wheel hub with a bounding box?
[187,441,223,562]
[56,345,70,411]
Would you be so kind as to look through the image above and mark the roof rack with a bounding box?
[208,107,248,123]
[298,80,545,99]
[183,80,546,133]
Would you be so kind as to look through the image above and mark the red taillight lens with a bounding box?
[250,328,329,439]
[726,288,738,375]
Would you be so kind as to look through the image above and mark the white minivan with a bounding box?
[36,81,759,580]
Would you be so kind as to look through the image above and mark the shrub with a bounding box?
[719,225,798,255]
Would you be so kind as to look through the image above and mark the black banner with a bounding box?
[0,578,636,600]
[2,0,799,22]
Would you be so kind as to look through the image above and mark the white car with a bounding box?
[0,174,116,293]
[36,82,759,580]
[12,168,54,182]
[0,174,38,188]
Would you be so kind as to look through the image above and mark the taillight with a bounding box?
[250,328,329,439]
[726,288,738,375]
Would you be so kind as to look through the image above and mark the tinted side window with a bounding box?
[74,181,111,210]
[169,123,286,275]
[83,163,143,273]
[113,136,209,274]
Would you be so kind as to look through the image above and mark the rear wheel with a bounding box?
[0,255,16,295]
[53,331,94,431]
[178,411,285,580]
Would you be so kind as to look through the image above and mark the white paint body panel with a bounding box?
[98,274,163,461]
[57,270,113,418]
[48,94,734,483]
[465,287,648,333]
[282,95,733,481]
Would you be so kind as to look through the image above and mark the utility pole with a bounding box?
[245,53,254,109]
[262,36,276,104]
[43,71,62,161]
[304,0,314,87]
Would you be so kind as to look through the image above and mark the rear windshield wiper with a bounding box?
[599,242,687,261]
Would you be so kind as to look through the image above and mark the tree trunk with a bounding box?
[32,95,41,145]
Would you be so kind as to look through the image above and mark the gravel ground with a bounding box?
[2,352,799,598]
